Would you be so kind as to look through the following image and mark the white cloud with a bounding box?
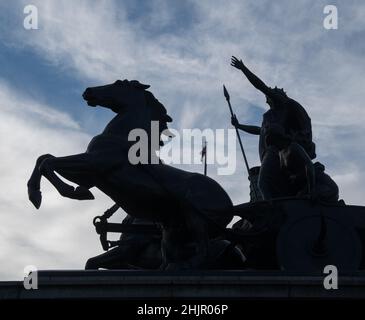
[0,79,114,280]
[0,0,365,278]
[0,80,80,130]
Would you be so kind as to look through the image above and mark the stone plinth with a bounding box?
[1,270,365,299]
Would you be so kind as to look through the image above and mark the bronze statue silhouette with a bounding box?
[25,77,365,273]
[230,56,332,200]
[27,79,245,270]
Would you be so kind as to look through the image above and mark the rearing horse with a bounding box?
[27,79,234,269]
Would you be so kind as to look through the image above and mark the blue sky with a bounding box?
[0,0,364,279]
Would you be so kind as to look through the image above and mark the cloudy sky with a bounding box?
[0,0,364,280]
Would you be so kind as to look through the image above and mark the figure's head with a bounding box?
[265,95,274,108]
[266,86,287,109]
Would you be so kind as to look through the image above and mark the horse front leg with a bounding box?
[27,154,54,209]
[29,153,96,209]
[184,210,209,269]
[40,153,96,200]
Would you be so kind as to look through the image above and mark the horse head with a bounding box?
[82,79,149,110]
[82,79,173,144]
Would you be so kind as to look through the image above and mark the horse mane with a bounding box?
[143,90,173,146]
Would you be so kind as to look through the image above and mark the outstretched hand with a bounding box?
[231,56,245,70]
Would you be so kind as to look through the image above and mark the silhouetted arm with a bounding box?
[231,56,272,97]
[237,124,261,135]
[231,115,261,135]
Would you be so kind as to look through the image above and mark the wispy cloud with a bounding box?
[0,79,113,279]
[0,0,364,279]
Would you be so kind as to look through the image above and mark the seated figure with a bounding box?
[230,56,338,202]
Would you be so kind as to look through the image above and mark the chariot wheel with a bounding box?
[276,208,362,272]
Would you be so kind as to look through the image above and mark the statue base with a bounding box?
[1,270,365,299]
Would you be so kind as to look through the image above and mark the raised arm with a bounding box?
[231,115,261,135]
[231,56,271,97]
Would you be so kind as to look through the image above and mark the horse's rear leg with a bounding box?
[161,204,209,270]
[85,241,145,270]
[85,246,131,270]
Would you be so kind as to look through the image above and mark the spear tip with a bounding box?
[223,84,230,101]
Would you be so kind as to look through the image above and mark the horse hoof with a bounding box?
[28,189,42,209]
[85,259,97,270]
[74,186,95,200]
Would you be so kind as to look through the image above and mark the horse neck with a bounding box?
[100,98,162,161]
[102,104,153,140]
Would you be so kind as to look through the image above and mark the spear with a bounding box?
[223,85,257,198]
[201,138,207,176]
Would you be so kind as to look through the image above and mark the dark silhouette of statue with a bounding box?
[26,77,365,273]
[27,79,245,270]
[230,56,338,201]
